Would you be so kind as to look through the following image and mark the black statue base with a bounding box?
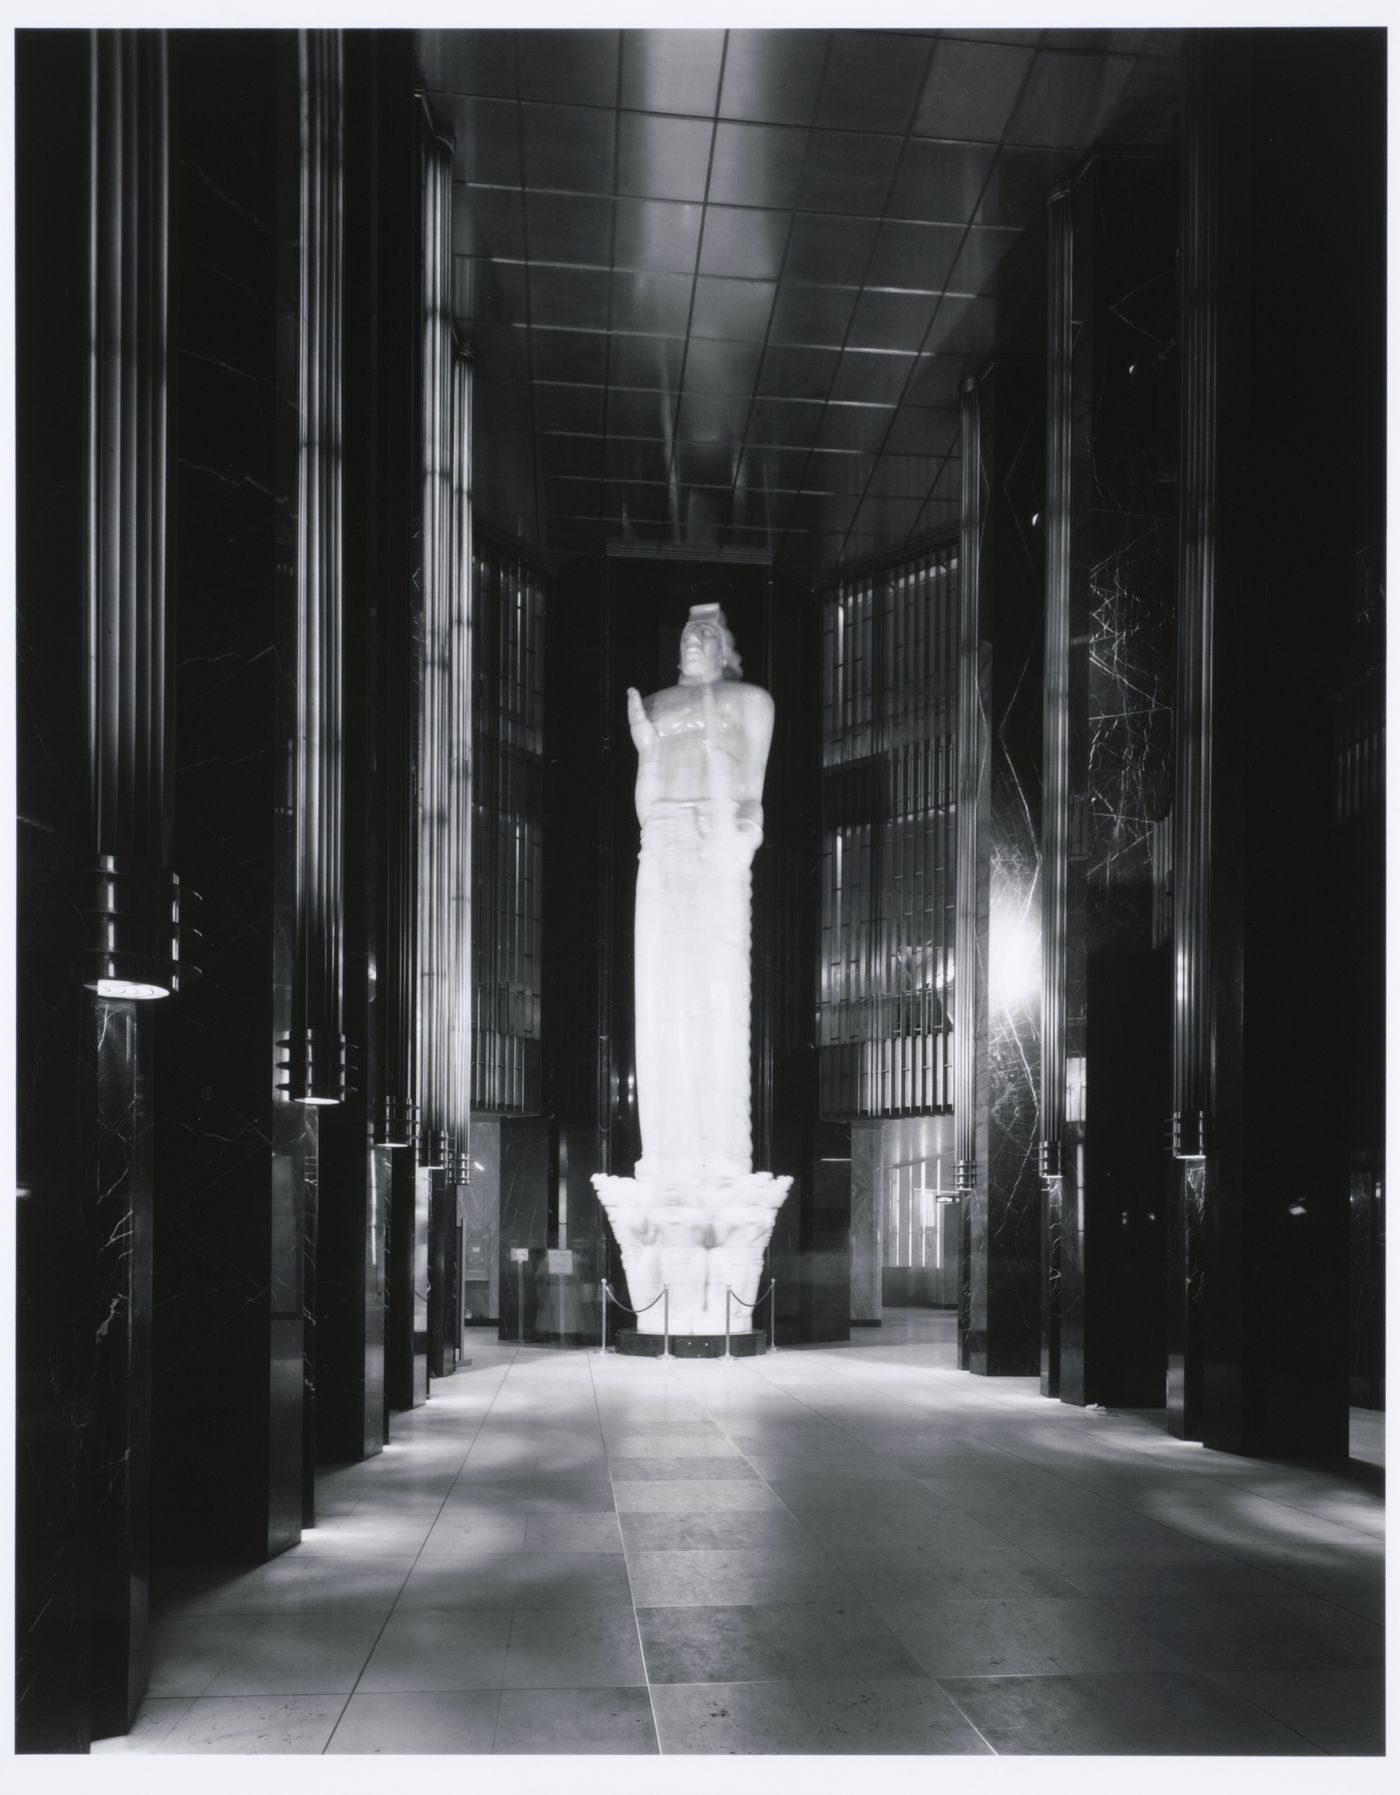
[615,1329,768,1359]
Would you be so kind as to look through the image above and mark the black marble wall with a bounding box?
[16,31,150,1749]
[150,30,312,1564]
[1179,30,1382,1457]
[959,363,1045,1377]
[386,1157,431,1410]
[1049,152,1178,1410]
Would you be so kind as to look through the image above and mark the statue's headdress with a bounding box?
[686,602,743,679]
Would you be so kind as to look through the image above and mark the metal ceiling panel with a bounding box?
[830,349,916,406]
[847,288,938,352]
[608,332,686,391]
[904,356,980,411]
[757,343,839,401]
[421,29,516,99]
[719,29,828,126]
[454,183,524,259]
[698,206,789,282]
[782,213,880,287]
[748,396,824,448]
[914,39,1034,143]
[690,276,776,341]
[768,283,858,349]
[525,191,614,267]
[683,337,764,395]
[530,327,610,387]
[804,450,877,496]
[1007,50,1138,147]
[610,270,694,337]
[709,121,807,209]
[614,197,703,274]
[522,102,616,195]
[816,404,896,454]
[735,445,812,490]
[621,28,725,117]
[445,95,521,186]
[867,220,964,291]
[814,32,931,134]
[518,28,619,107]
[950,223,1030,294]
[676,391,754,445]
[533,383,605,435]
[974,145,1071,226]
[673,442,740,486]
[528,264,611,332]
[469,322,530,382]
[617,113,713,202]
[605,439,671,483]
[606,388,678,441]
[453,256,527,324]
[887,138,999,224]
[886,405,950,455]
[797,131,903,215]
[426,26,1182,572]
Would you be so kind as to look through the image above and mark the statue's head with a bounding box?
[679,603,742,684]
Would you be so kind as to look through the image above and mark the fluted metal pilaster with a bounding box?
[85,31,184,998]
[289,29,346,1103]
[446,349,474,1182]
[953,375,982,1190]
[417,124,455,1168]
[1172,41,1217,1162]
[1039,182,1073,1179]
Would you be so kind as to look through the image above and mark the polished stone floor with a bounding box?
[100,1311,1385,1756]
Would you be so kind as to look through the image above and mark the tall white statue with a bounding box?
[593,604,791,1337]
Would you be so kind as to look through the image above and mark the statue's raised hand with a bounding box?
[626,686,658,754]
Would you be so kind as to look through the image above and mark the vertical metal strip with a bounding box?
[1040,181,1073,1178]
[954,376,982,1187]
[1173,39,1217,1162]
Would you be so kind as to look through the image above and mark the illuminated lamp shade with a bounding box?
[84,856,190,1001]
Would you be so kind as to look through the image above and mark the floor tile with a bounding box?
[325,1689,500,1753]
[650,1679,815,1753]
[939,1669,1323,1755]
[202,1612,385,1694]
[1107,1592,1385,1671]
[397,1550,634,1610]
[161,1556,417,1615]
[421,1513,529,1553]
[613,1479,789,1514]
[880,1595,1191,1676]
[357,1609,512,1691]
[493,1685,658,1753]
[154,1693,350,1753]
[144,1617,259,1697]
[828,1544,1083,1603]
[1211,1665,1386,1754]
[638,1599,926,1685]
[502,1609,647,1687]
[92,1697,195,1753]
[522,1511,624,1553]
[787,1676,996,1754]
[619,1509,817,1553]
[628,1547,860,1607]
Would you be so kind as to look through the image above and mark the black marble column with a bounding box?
[1041,152,1178,1409]
[956,364,1045,1377]
[151,30,310,1565]
[387,1156,431,1410]
[1172,30,1382,1458]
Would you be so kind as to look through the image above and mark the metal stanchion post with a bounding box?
[724,1287,732,1359]
[600,1280,608,1354]
[662,1286,670,1359]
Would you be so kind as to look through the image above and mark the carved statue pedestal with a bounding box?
[593,1169,791,1338]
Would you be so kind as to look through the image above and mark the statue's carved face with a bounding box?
[679,620,724,681]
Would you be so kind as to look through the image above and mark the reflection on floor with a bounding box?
[100,1310,1385,1756]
